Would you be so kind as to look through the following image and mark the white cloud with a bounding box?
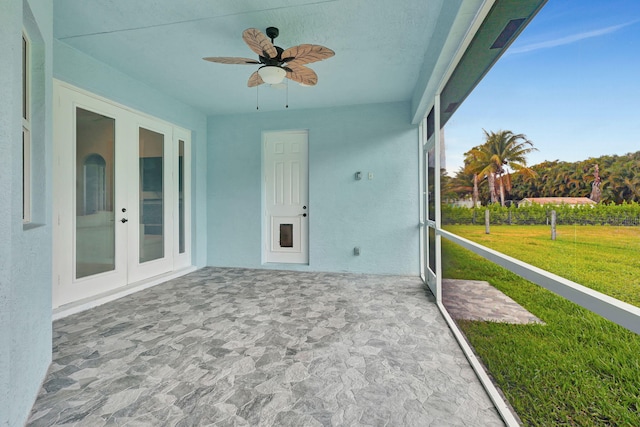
[508,21,637,54]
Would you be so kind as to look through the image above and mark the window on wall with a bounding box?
[22,32,31,223]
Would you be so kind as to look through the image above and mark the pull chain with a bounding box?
[285,78,289,109]
[256,85,259,110]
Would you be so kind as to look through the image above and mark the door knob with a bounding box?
[120,218,128,223]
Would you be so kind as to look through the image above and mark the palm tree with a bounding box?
[445,167,471,195]
[465,159,482,206]
[466,130,537,206]
[590,164,602,202]
[600,166,621,203]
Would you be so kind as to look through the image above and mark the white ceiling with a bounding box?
[53,0,477,115]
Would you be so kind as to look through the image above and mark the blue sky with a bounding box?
[443,0,640,175]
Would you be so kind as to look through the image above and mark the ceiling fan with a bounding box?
[203,27,334,87]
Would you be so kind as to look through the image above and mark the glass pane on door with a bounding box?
[427,146,436,222]
[139,128,164,263]
[75,108,115,278]
[428,226,436,274]
[178,140,185,254]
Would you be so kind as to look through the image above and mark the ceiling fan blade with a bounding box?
[203,56,260,64]
[281,44,335,65]
[242,28,277,59]
[286,63,318,86]
[248,71,265,87]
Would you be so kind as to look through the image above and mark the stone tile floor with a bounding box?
[28,268,505,426]
[442,279,544,325]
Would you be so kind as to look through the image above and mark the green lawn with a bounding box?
[441,230,640,426]
[444,224,640,307]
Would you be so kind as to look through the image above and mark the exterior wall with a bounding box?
[208,101,420,275]
[53,40,208,267]
[0,1,53,425]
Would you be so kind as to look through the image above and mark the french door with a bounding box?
[419,113,438,299]
[53,82,190,308]
[424,143,437,295]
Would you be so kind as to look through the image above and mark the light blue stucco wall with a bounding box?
[410,0,463,124]
[53,40,208,267]
[0,1,53,425]
[208,101,420,275]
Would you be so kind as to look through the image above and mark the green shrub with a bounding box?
[441,201,640,226]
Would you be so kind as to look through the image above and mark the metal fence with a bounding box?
[442,205,640,226]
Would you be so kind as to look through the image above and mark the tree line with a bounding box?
[443,130,640,205]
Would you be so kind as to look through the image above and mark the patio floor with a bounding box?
[27,267,504,426]
[442,279,544,325]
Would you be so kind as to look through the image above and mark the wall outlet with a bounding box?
[353,247,360,256]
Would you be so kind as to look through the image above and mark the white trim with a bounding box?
[22,31,32,224]
[426,102,523,423]
[433,94,442,304]
[410,2,636,425]
[439,229,640,335]
[418,119,426,282]
[412,0,496,124]
[434,95,442,230]
[22,32,30,122]
[53,266,198,321]
[434,0,497,97]
[173,129,192,269]
[54,79,183,130]
[22,127,31,223]
[423,110,437,295]
[419,17,525,419]
[437,301,522,427]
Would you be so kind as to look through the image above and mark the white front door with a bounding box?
[264,131,309,264]
[53,82,190,308]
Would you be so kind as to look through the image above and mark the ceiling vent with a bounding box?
[490,18,526,49]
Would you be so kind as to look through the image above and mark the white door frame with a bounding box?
[53,82,129,306]
[126,116,175,284]
[53,80,191,308]
[262,130,309,264]
[173,127,192,270]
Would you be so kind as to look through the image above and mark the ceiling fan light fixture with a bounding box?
[258,66,286,84]
[204,27,335,89]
